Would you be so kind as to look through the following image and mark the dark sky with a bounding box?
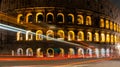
[109,0,120,8]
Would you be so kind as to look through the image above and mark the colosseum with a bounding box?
[0,0,120,58]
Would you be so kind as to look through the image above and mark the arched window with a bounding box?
[26,13,33,23]
[87,32,92,41]
[57,30,65,40]
[110,21,113,30]
[106,20,109,29]
[26,48,33,56]
[111,35,113,44]
[94,32,99,42]
[106,34,110,43]
[86,16,92,25]
[26,31,33,41]
[101,33,105,42]
[77,15,84,24]
[57,13,64,23]
[114,35,117,43]
[46,13,54,23]
[17,14,24,24]
[114,23,117,31]
[36,30,43,40]
[17,31,23,41]
[67,14,74,24]
[68,31,75,41]
[77,31,84,41]
[46,30,54,40]
[100,19,104,28]
[36,13,43,23]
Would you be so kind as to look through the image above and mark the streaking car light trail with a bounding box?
[0,23,88,48]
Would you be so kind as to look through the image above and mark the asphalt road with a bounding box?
[0,58,119,67]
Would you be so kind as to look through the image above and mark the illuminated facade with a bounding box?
[0,0,120,57]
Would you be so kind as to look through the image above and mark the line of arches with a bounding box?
[17,13,91,25]
[16,48,112,58]
[17,30,119,43]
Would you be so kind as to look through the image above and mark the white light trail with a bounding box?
[0,23,86,48]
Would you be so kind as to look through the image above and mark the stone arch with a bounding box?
[94,32,99,42]
[57,13,64,23]
[68,14,74,23]
[17,48,23,56]
[77,15,84,24]
[26,48,33,56]
[47,48,54,57]
[36,30,43,40]
[68,31,75,41]
[36,48,43,57]
[46,13,54,23]
[86,16,92,25]
[59,48,64,57]
[57,30,65,40]
[68,48,75,57]
[36,13,44,23]
[26,31,33,41]
[77,31,84,41]
[106,48,110,57]
[78,48,84,58]
[46,30,54,40]
[86,48,92,58]
[17,31,23,41]
[26,13,33,23]
[101,48,106,57]
[95,48,99,58]
[17,14,23,24]
[87,32,92,41]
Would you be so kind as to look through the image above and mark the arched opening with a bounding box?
[26,31,33,41]
[95,48,99,58]
[106,20,109,29]
[110,21,113,30]
[114,35,117,43]
[57,13,64,23]
[46,30,54,40]
[17,14,24,24]
[114,23,117,31]
[100,19,104,28]
[36,30,43,40]
[36,13,43,23]
[47,48,54,57]
[106,34,110,43]
[59,48,64,57]
[26,13,33,23]
[86,16,92,25]
[106,48,110,57]
[68,48,75,57]
[87,32,92,41]
[68,31,75,41]
[78,48,84,58]
[36,48,43,57]
[17,48,24,56]
[77,15,84,24]
[17,31,23,41]
[86,48,92,58]
[94,32,99,42]
[111,35,114,44]
[67,14,74,24]
[46,13,54,23]
[26,48,33,56]
[101,48,105,57]
[57,30,65,40]
[77,31,84,41]
[101,33,105,42]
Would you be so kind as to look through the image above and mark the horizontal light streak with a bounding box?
[0,23,86,48]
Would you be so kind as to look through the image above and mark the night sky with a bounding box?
[109,0,120,8]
